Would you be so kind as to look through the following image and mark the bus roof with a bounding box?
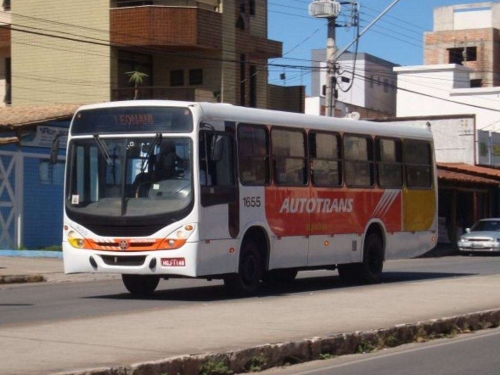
[74,100,433,141]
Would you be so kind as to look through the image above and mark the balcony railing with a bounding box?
[110,5,222,50]
[111,86,219,102]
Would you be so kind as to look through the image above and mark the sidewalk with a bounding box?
[0,254,119,284]
[1,255,500,375]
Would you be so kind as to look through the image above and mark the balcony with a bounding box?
[110,6,222,51]
[111,86,218,102]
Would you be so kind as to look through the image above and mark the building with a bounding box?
[424,2,500,87]
[0,0,305,250]
[306,50,398,118]
[0,0,303,112]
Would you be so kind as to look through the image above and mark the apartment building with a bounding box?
[0,0,303,112]
[306,50,398,118]
[424,2,500,87]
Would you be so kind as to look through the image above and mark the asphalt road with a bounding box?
[1,255,500,327]
[261,327,500,375]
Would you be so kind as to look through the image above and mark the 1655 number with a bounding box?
[243,196,261,208]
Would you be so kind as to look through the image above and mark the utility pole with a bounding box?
[309,0,341,117]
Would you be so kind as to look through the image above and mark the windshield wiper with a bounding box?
[140,132,162,172]
[93,135,113,166]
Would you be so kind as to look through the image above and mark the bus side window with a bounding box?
[309,131,342,187]
[344,134,374,188]
[404,140,433,188]
[199,130,237,206]
[376,138,403,188]
[271,128,307,186]
[237,124,269,185]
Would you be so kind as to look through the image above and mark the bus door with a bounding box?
[197,128,239,275]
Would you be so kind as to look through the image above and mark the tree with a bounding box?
[125,70,149,100]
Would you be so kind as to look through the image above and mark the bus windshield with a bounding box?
[66,136,193,219]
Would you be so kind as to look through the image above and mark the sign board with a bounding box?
[20,125,68,149]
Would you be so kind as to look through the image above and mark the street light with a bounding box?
[309,0,341,117]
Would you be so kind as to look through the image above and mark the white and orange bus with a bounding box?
[60,100,437,295]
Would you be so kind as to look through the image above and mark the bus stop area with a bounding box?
[1,255,500,375]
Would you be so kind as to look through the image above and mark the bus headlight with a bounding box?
[68,231,85,249]
[158,224,195,250]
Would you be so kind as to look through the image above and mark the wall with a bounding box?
[387,116,476,165]
[310,50,397,116]
[12,0,111,105]
[395,64,500,165]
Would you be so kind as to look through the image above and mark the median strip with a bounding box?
[56,309,500,375]
[0,274,46,284]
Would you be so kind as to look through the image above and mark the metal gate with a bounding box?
[0,151,20,249]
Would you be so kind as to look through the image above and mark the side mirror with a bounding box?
[49,134,61,164]
[465,228,471,233]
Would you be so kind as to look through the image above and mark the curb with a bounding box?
[0,250,63,258]
[0,274,46,284]
[54,309,500,375]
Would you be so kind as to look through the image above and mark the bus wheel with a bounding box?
[224,239,263,296]
[338,233,384,284]
[122,274,160,296]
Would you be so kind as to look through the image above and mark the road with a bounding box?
[1,255,500,326]
[261,328,500,375]
[1,254,500,375]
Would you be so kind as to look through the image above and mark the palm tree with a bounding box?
[125,70,149,100]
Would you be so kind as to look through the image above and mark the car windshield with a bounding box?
[471,220,500,232]
[66,136,192,218]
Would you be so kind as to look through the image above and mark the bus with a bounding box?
[59,100,437,296]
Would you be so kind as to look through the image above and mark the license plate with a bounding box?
[161,258,186,267]
[471,243,483,248]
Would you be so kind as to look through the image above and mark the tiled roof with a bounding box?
[438,168,499,185]
[0,104,80,128]
[438,163,500,180]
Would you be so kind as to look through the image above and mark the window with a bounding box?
[344,135,374,187]
[448,47,477,64]
[117,50,152,100]
[383,79,389,93]
[471,79,482,87]
[116,0,152,7]
[5,57,11,105]
[249,0,255,15]
[376,138,402,188]
[271,128,307,186]
[3,0,10,10]
[404,140,433,188]
[40,161,64,185]
[249,65,257,108]
[189,69,203,85]
[309,132,341,187]
[199,131,237,206]
[238,125,269,185]
[170,70,184,87]
[240,55,246,106]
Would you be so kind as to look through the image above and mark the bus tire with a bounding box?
[122,274,160,296]
[224,239,263,296]
[338,233,384,284]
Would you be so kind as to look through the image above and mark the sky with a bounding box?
[267,0,490,94]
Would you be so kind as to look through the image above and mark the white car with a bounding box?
[458,218,500,253]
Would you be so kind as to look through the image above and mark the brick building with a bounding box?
[424,2,500,87]
[0,0,304,112]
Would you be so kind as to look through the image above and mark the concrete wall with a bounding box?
[310,50,397,115]
[395,64,500,165]
[433,2,500,31]
[389,117,476,165]
[12,0,111,105]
